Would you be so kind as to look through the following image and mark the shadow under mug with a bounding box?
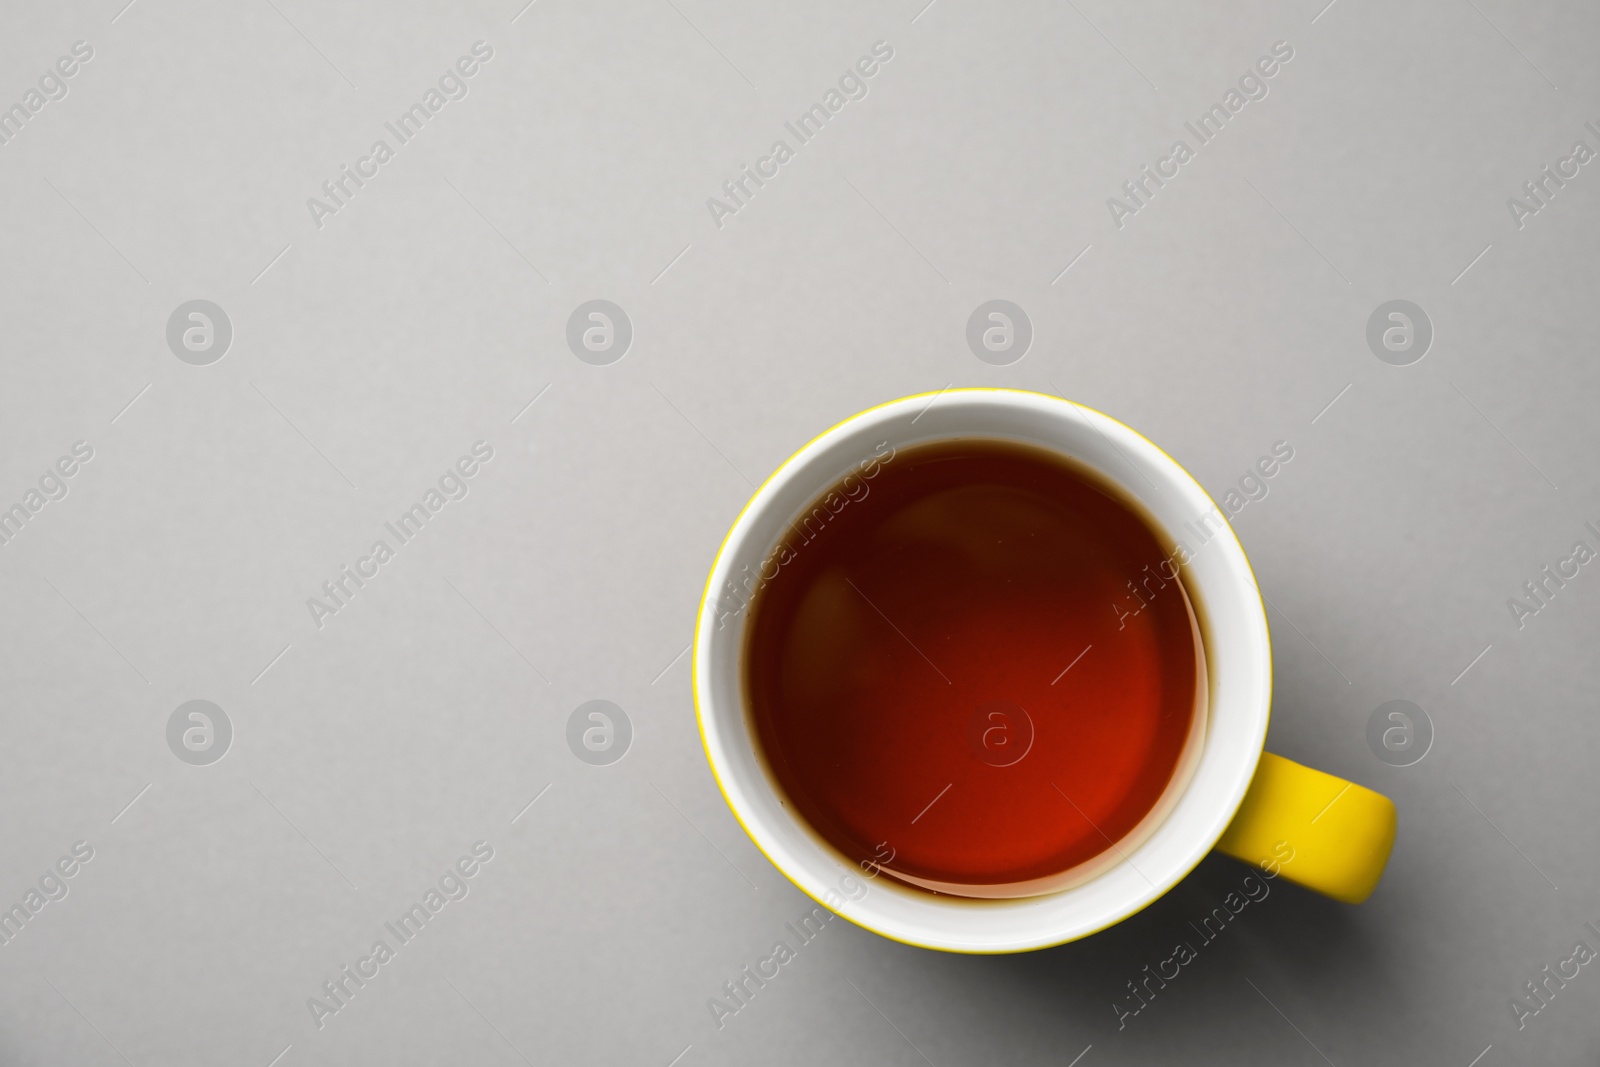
[694,389,1397,953]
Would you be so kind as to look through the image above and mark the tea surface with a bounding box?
[744,439,1203,896]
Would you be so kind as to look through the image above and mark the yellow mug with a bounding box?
[695,389,1396,951]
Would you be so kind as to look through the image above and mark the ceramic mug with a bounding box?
[694,389,1396,953]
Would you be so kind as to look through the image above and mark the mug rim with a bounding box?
[693,388,1273,953]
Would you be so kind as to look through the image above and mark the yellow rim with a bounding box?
[690,387,1274,953]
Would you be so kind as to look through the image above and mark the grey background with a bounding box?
[0,0,1595,1064]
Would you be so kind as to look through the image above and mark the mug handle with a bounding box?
[1213,752,1397,904]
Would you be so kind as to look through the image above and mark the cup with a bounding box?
[694,389,1396,953]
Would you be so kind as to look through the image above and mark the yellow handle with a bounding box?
[1214,752,1397,904]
